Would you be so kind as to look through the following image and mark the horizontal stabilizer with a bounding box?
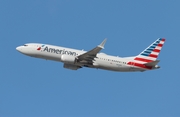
[144,60,160,67]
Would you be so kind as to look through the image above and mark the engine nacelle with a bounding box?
[63,64,80,70]
[61,55,76,64]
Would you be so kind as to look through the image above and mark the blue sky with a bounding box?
[1,0,180,117]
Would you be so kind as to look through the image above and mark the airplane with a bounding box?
[16,38,165,72]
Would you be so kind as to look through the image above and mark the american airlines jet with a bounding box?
[16,38,165,72]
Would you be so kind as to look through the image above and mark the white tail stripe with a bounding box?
[137,56,157,60]
[133,61,147,64]
[155,46,162,50]
[160,41,165,44]
[151,52,159,55]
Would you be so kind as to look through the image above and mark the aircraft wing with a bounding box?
[77,39,107,65]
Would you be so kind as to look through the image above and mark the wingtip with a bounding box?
[98,38,107,49]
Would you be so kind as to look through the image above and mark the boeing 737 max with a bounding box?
[16,38,165,72]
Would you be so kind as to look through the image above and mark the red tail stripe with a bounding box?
[134,57,153,62]
[153,49,160,53]
[161,39,165,42]
[157,44,163,47]
[128,62,152,69]
[149,54,158,58]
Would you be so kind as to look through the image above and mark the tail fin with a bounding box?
[134,38,165,63]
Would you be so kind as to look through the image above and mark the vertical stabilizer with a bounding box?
[134,38,165,63]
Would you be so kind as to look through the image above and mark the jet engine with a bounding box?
[61,55,76,64]
[63,64,81,70]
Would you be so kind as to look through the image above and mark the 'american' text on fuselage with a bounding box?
[43,46,77,56]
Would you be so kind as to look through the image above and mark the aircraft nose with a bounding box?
[16,45,34,56]
[16,46,21,52]
[16,46,24,53]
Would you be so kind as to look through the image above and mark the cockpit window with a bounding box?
[24,44,28,46]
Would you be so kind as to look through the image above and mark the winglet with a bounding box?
[98,38,107,49]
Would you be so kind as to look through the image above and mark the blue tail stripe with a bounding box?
[147,48,154,51]
[150,46,156,49]
[156,41,160,43]
[141,53,149,56]
[153,43,158,46]
[143,51,151,54]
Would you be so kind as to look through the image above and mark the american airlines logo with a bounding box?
[38,45,77,56]
[37,45,45,50]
